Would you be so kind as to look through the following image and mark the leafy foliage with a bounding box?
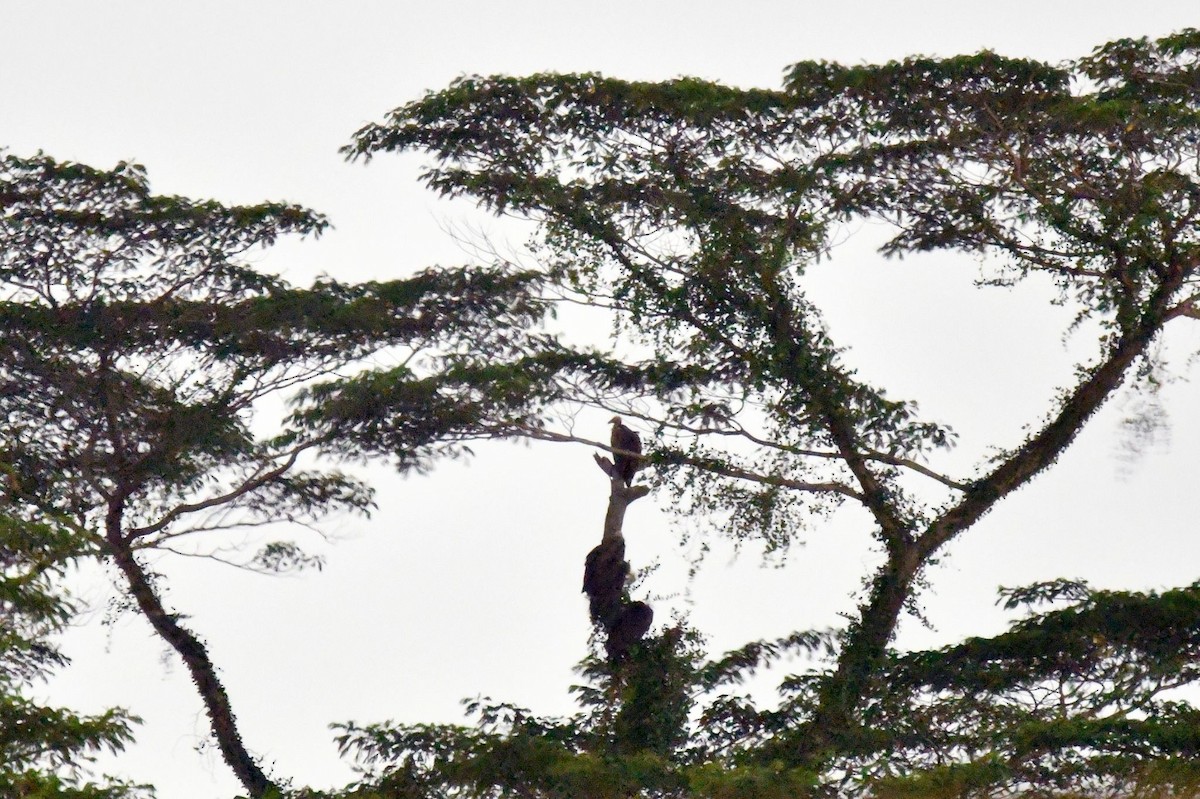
[331,628,703,799]
[0,150,552,547]
[0,149,554,796]
[0,515,150,798]
[792,580,1200,797]
[5,27,1200,798]
[337,28,1200,795]
[328,581,1200,798]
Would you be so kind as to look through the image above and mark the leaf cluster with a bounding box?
[330,578,1200,798]
[0,150,554,559]
[0,515,149,797]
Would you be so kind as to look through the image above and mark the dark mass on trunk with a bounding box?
[583,537,629,628]
[605,600,654,661]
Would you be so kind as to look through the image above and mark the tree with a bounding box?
[0,513,149,798]
[0,150,552,796]
[327,28,1200,794]
[329,579,1200,798]
[856,580,1200,797]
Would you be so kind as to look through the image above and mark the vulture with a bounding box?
[609,416,642,487]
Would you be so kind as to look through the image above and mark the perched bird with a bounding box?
[609,416,642,487]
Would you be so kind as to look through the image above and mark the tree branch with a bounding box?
[519,426,862,499]
[125,441,319,540]
[584,403,966,491]
[919,263,1189,562]
[105,510,275,797]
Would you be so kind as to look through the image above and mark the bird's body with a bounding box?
[609,416,642,487]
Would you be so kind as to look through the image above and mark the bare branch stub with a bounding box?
[593,453,615,478]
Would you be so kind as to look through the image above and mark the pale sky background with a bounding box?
[4,2,1200,796]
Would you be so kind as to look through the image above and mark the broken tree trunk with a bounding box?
[585,452,652,659]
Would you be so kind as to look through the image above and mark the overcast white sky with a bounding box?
[4,2,1200,796]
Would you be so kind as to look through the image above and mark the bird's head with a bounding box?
[609,415,622,426]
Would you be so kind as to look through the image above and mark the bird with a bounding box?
[609,416,642,487]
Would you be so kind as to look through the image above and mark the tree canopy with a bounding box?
[328,28,1200,797]
[0,150,551,796]
[0,514,149,798]
[330,581,1200,798]
[4,27,1200,799]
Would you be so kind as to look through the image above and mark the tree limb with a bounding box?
[125,441,319,540]
[105,508,275,797]
[521,426,862,499]
[919,263,1189,562]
